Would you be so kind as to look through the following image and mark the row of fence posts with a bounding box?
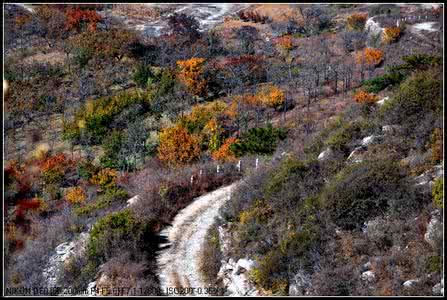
[396,14,436,27]
[190,157,259,185]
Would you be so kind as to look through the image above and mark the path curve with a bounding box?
[157,182,239,296]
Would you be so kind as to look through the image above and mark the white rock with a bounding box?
[289,271,311,296]
[403,279,419,288]
[236,258,258,272]
[361,135,382,147]
[87,281,97,297]
[376,96,389,106]
[126,195,140,207]
[318,148,334,161]
[363,261,372,270]
[424,210,442,248]
[361,270,376,283]
[347,146,367,163]
[432,278,444,295]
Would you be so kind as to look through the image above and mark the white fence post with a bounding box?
[255,158,259,170]
[237,160,241,172]
[217,165,220,173]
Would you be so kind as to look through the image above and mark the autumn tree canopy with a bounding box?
[176,57,208,97]
[157,124,201,167]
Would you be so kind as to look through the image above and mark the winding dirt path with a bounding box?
[157,182,239,296]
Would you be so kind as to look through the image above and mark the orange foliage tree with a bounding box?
[346,13,368,31]
[353,90,379,104]
[176,57,208,97]
[65,8,102,33]
[363,48,384,66]
[382,27,402,44]
[158,124,201,167]
[356,48,384,81]
[275,35,293,51]
[212,137,238,162]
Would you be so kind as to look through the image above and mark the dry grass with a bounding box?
[22,51,66,66]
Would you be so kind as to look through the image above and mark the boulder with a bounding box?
[361,135,382,147]
[218,258,259,296]
[376,96,390,106]
[424,210,442,248]
[362,261,372,271]
[87,281,97,296]
[432,279,444,295]
[126,195,141,207]
[361,270,376,283]
[289,270,312,296]
[347,146,368,163]
[403,279,419,288]
[318,147,334,161]
[236,258,258,273]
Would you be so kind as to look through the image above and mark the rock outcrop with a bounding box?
[289,270,312,296]
[217,258,259,296]
[216,224,260,296]
[42,232,90,290]
[424,209,442,249]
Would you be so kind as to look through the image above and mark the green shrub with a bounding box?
[362,71,405,93]
[75,188,128,217]
[432,178,443,209]
[73,47,93,69]
[64,89,153,145]
[156,68,176,97]
[100,131,125,169]
[324,121,363,155]
[322,159,416,230]
[86,209,156,266]
[265,158,307,197]
[380,69,442,145]
[392,54,442,73]
[425,255,441,273]
[248,250,287,294]
[230,124,287,156]
[133,64,154,88]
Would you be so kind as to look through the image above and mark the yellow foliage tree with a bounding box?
[258,84,285,109]
[91,168,118,190]
[65,186,87,204]
[176,57,207,97]
[158,124,201,167]
[346,13,368,31]
[203,118,223,152]
[382,27,402,44]
[181,100,228,132]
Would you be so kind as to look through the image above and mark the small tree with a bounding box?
[157,124,201,167]
[353,90,378,104]
[382,27,402,44]
[346,13,368,31]
[176,57,207,97]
